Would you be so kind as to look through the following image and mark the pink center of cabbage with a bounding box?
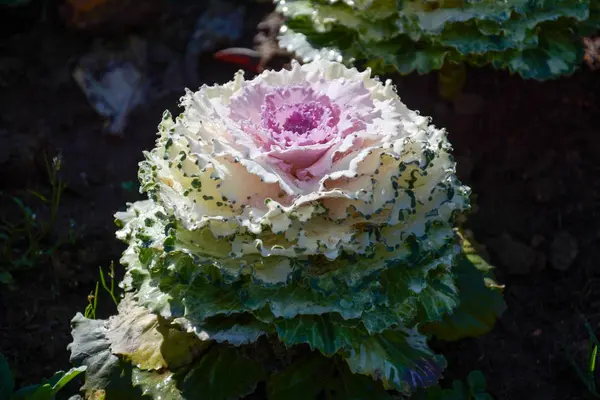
[283,105,321,134]
[259,87,340,149]
[228,80,375,181]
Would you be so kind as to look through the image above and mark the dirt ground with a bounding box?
[0,2,599,399]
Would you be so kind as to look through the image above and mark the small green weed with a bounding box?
[0,153,77,286]
[84,262,119,319]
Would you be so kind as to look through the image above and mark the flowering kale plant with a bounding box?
[276,0,600,79]
[68,60,504,399]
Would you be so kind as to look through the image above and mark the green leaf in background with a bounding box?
[0,353,14,400]
[421,232,506,342]
[1,352,85,400]
[12,384,54,400]
[277,0,600,79]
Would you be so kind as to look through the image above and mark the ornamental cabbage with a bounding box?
[276,0,600,79]
[68,60,504,399]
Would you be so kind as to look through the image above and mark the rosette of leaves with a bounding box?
[275,0,600,80]
[68,60,505,399]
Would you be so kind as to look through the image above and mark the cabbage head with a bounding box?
[67,60,504,399]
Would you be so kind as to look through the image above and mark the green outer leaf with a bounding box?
[70,305,266,400]
[68,313,143,399]
[177,345,267,400]
[180,314,274,346]
[275,315,358,356]
[133,345,266,400]
[0,353,14,400]
[132,369,181,400]
[106,296,208,371]
[132,241,458,337]
[267,352,393,400]
[114,212,465,396]
[344,328,446,394]
[267,353,335,400]
[421,235,506,342]
[326,359,393,400]
[46,367,87,394]
[127,210,463,342]
[415,269,459,323]
[274,315,444,394]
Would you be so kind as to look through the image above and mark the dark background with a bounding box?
[0,1,599,399]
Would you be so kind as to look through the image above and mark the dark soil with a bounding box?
[398,67,600,400]
[0,2,599,399]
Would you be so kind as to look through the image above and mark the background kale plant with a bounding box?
[275,0,600,83]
